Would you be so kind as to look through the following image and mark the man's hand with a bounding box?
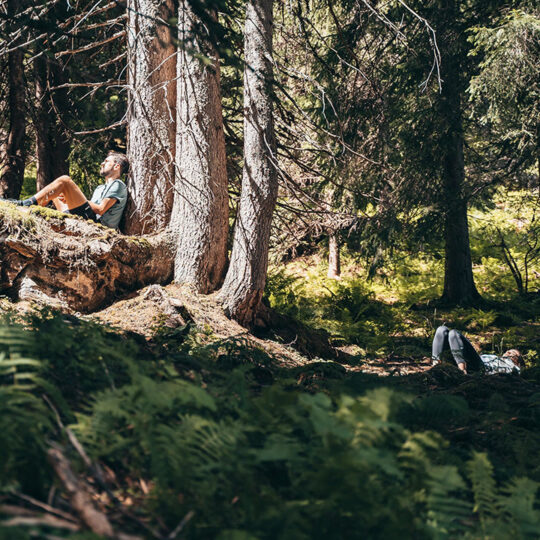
[52,194,69,212]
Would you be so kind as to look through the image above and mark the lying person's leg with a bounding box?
[432,325,450,365]
[447,329,483,373]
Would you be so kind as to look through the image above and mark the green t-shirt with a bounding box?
[90,179,127,229]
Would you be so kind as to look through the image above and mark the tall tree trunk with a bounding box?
[220,0,277,326]
[0,0,27,199]
[34,56,70,191]
[124,0,177,234]
[438,0,480,306]
[536,119,540,190]
[327,233,341,279]
[169,2,229,292]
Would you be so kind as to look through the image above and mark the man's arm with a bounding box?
[88,197,117,215]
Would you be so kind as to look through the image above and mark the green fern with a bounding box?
[0,325,40,385]
[467,451,498,533]
[426,465,471,538]
[499,477,540,538]
[153,414,245,487]
[0,324,52,493]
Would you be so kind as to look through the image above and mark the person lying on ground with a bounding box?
[431,324,523,375]
[3,152,128,230]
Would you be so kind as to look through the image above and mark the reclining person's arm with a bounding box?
[88,197,117,216]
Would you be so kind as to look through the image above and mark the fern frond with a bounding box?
[426,465,471,537]
[0,325,40,384]
[467,451,498,531]
[0,324,51,490]
[500,477,540,538]
[152,414,245,489]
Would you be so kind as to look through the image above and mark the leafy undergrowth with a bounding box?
[266,208,540,371]
[266,187,539,366]
[1,305,540,539]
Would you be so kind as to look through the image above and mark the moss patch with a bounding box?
[126,236,151,248]
[0,202,37,230]
[29,205,70,221]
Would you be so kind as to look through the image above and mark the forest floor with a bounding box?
[90,283,437,376]
[2,267,540,537]
[1,282,435,375]
[90,283,312,370]
[3,281,540,479]
[2,279,538,379]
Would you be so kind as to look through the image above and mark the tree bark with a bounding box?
[124,0,177,235]
[169,2,229,293]
[219,0,277,327]
[327,233,341,279]
[34,56,70,191]
[0,0,27,199]
[438,0,481,306]
[0,204,174,312]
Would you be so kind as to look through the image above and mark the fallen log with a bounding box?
[0,203,174,312]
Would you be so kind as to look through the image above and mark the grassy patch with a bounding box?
[267,189,540,363]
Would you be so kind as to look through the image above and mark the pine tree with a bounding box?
[170,0,229,293]
[124,0,177,234]
[220,0,278,326]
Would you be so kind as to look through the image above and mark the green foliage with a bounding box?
[267,187,540,367]
[20,164,37,200]
[1,304,540,538]
[465,452,540,539]
[445,308,498,332]
[0,324,52,494]
[0,528,32,540]
[468,452,498,531]
[470,189,540,297]
[78,375,441,538]
[75,354,540,539]
[266,266,405,353]
[408,395,471,430]
[25,308,135,408]
[468,9,540,173]
[425,464,470,538]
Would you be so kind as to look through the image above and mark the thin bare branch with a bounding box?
[56,30,125,57]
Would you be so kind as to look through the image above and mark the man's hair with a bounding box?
[503,349,524,368]
[108,152,129,175]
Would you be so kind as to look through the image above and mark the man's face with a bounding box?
[100,156,118,177]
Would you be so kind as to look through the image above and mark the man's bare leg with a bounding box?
[34,175,87,209]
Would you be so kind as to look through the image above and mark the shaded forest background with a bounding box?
[0,0,540,538]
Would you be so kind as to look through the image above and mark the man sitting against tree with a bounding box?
[4,152,128,230]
